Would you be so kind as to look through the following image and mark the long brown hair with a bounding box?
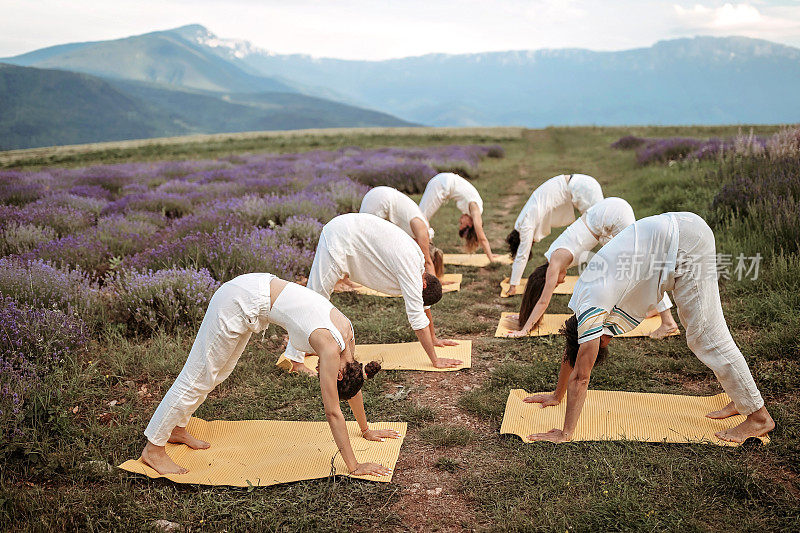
[459,225,479,252]
[518,263,549,329]
[430,245,444,279]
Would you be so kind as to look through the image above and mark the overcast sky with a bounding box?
[2,1,799,60]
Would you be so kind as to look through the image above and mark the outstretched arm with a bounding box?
[425,308,458,347]
[528,338,600,442]
[469,203,496,261]
[410,218,436,275]
[414,318,461,369]
[347,391,402,442]
[524,351,573,406]
[318,346,390,476]
[507,263,562,337]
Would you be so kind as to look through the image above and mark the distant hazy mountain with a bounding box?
[154,26,798,127]
[0,63,414,150]
[3,26,297,94]
[230,35,800,126]
[3,25,799,147]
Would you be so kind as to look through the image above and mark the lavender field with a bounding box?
[1,127,798,531]
[0,143,503,430]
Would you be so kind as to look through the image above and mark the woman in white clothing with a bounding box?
[506,174,603,296]
[418,172,498,263]
[506,197,678,339]
[140,273,399,476]
[526,213,774,444]
[360,186,443,277]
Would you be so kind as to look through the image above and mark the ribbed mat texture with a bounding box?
[500,389,768,445]
[495,313,680,338]
[337,273,461,297]
[277,340,471,372]
[443,254,512,267]
[120,418,406,486]
[499,276,578,297]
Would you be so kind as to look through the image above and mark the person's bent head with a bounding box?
[430,245,445,279]
[561,315,610,367]
[506,229,520,258]
[337,360,382,400]
[518,263,549,329]
[458,214,479,253]
[422,272,443,306]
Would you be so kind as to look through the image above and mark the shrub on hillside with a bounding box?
[109,268,220,335]
[0,223,57,256]
[0,257,102,322]
[0,297,88,441]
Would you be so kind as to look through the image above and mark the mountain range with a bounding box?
[2,24,800,150]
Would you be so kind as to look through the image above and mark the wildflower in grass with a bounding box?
[29,233,112,276]
[0,223,57,256]
[109,268,220,334]
[103,191,194,219]
[68,184,114,200]
[275,215,323,249]
[0,174,44,206]
[0,257,102,321]
[0,297,88,438]
[92,215,160,257]
[31,192,108,216]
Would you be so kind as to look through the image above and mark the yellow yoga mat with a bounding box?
[119,418,406,486]
[500,389,768,446]
[277,340,472,372]
[499,276,578,298]
[494,313,680,338]
[443,253,513,267]
[337,273,461,297]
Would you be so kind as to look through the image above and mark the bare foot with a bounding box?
[715,407,775,443]
[706,401,739,419]
[140,442,188,475]
[168,426,210,449]
[291,360,318,376]
[649,323,678,339]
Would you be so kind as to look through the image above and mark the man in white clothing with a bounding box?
[359,186,441,277]
[283,213,461,374]
[525,212,774,444]
[506,174,603,295]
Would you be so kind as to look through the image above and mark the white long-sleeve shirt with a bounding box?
[569,213,679,343]
[360,186,432,239]
[509,174,603,285]
[418,172,483,219]
[544,197,635,268]
[321,213,429,330]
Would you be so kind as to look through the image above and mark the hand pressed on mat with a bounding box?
[362,427,403,442]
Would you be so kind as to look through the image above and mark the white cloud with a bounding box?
[673,2,800,35]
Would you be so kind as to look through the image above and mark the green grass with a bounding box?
[3,125,798,531]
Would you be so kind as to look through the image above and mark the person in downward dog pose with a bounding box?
[140,273,399,476]
[506,174,603,296]
[359,186,443,278]
[506,197,679,339]
[283,213,461,374]
[525,212,774,444]
[418,172,499,263]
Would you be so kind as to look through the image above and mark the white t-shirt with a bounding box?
[418,172,483,219]
[544,197,636,268]
[510,174,603,285]
[359,186,432,239]
[568,213,679,343]
[321,213,429,330]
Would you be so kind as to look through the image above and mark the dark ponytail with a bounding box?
[364,361,382,379]
[337,360,383,400]
[506,229,520,258]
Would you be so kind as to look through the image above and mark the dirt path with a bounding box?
[386,149,535,532]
